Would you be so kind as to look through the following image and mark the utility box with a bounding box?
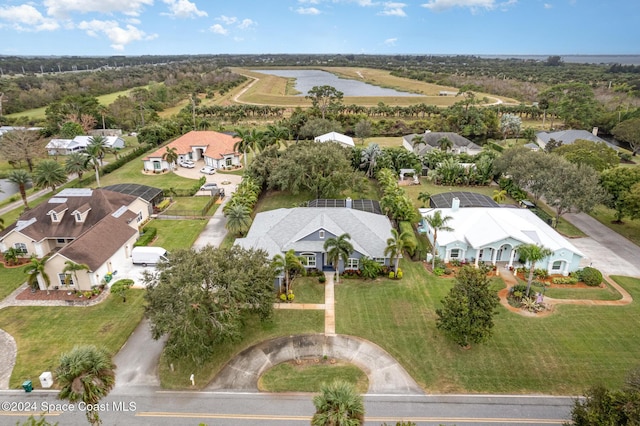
[39,372,53,388]
[22,380,33,392]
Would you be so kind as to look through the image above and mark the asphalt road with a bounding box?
[0,390,575,425]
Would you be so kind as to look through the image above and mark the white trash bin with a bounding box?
[39,371,53,388]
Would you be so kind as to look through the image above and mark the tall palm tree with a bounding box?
[360,143,382,178]
[272,249,306,294]
[323,233,354,283]
[85,143,103,187]
[24,255,51,293]
[87,135,108,166]
[311,380,365,426]
[263,124,290,150]
[424,210,454,270]
[224,204,252,236]
[233,128,263,169]
[384,228,416,274]
[65,152,90,181]
[62,260,90,288]
[417,191,431,208]
[411,134,425,151]
[33,160,66,192]
[517,243,553,296]
[56,345,116,426]
[7,169,32,210]
[162,146,178,171]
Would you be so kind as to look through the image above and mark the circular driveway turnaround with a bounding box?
[207,334,423,394]
[0,329,17,389]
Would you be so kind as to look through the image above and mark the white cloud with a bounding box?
[44,0,154,18]
[210,24,228,35]
[298,0,321,3]
[421,0,496,12]
[384,37,398,45]
[0,4,60,31]
[378,2,407,16]
[161,0,208,19]
[237,18,256,29]
[217,15,237,25]
[296,7,321,14]
[544,3,553,8]
[77,19,156,50]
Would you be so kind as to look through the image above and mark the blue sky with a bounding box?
[0,0,638,56]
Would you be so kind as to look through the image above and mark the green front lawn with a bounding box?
[144,219,208,252]
[290,276,325,304]
[0,264,27,300]
[590,204,640,247]
[259,362,368,393]
[336,261,640,394]
[0,289,145,388]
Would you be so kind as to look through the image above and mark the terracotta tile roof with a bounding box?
[144,131,240,160]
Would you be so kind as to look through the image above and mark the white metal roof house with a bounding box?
[419,199,584,276]
[236,206,394,287]
[45,135,125,156]
[403,130,482,156]
[314,132,355,148]
[535,129,618,150]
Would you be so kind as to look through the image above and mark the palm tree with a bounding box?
[7,169,32,210]
[384,228,416,275]
[3,247,19,265]
[65,152,90,181]
[417,191,431,208]
[323,233,354,283]
[234,128,263,169]
[311,380,365,426]
[85,143,103,187]
[263,124,290,149]
[56,345,116,426]
[517,243,553,296]
[411,134,424,151]
[272,249,306,294]
[33,160,66,192]
[224,204,252,236]
[360,143,382,178]
[438,137,454,152]
[424,210,454,270]
[87,135,108,166]
[62,260,90,289]
[24,255,51,293]
[162,146,178,171]
[492,189,507,203]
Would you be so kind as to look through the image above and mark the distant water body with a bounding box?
[477,55,640,65]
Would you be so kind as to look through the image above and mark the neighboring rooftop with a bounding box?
[307,199,382,215]
[536,129,618,150]
[103,183,163,205]
[429,192,499,208]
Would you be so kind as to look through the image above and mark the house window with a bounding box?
[552,260,562,271]
[51,212,59,222]
[225,157,232,166]
[346,258,359,269]
[300,253,316,268]
[319,230,325,239]
[450,249,460,259]
[137,211,143,223]
[14,243,27,254]
[75,212,82,222]
[154,161,161,170]
[58,273,75,287]
[374,257,386,265]
[56,238,65,244]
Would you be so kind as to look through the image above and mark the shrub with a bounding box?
[155,199,171,211]
[279,293,287,301]
[534,268,549,279]
[398,221,418,257]
[287,293,295,301]
[318,275,326,283]
[449,259,461,267]
[134,226,157,247]
[433,267,445,276]
[443,268,453,275]
[389,271,396,279]
[579,267,603,286]
[552,276,578,285]
[396,270,403,279]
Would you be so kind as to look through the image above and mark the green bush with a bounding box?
[443,268,453,275]
[134,226,157,247]
[552,276,578,285]
[279,293,287,301]
[155,199,171,211]
[318,275,326,283]
[396,270,403,279]
[534,268,549,279]
[389,271,396,279]
[287,293,295,301]
[398,221,418,257]
[579,267,603,286]
[433,267,445,276]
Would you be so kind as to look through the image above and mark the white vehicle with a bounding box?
[131,247,169,267]
[200,182,219,191]
[200,166,216,175]
[180,160,195,168]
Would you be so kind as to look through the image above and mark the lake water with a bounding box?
[256,69,422,97]
[0,179,19,203]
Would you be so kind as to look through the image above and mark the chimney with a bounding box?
[451,197,460,212]
[592,127,599,136]
[346,197,352,209]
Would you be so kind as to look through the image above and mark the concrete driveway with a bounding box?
[565,212,640,278]
[172,160,242,196]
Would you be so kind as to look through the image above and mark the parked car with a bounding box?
[200,166,216,175]
[180,160,195,168]
[200,182,219,191]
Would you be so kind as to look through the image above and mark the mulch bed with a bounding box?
[15,288,102,301]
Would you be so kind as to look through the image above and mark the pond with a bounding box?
[255,69,421,97]
[0,179,19,203]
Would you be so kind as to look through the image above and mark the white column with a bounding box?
[474,250,480,268]
[563,261,570,277]
[491,248,497,265]
[508,249,516,268]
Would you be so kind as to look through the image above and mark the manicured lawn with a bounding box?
[0,289,145,389]
[291,276,325,304]
[254,190,315,214]
[159,309,324,389]
[0,264,27,300]
[336,262,640,394]
[144,219,208,252]
[165,196,216,216]
[259,361,368,393]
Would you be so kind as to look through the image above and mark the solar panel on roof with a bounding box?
[429,192,498,208]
